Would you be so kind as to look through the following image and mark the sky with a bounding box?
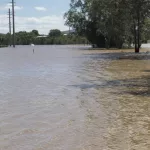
[0,0,70,34]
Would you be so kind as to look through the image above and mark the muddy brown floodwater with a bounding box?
[0,45,149,150]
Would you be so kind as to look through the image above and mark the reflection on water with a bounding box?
[0,45,149,150]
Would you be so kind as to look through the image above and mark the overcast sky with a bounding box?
[0,0,70,34]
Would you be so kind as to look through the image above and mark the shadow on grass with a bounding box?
[70,75,150,97]
[144,70,150,72]
[78,46,134,51]
[83,52,150,60]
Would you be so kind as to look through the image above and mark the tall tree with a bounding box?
[31,30,39,36]
[49,29,62,37]
[65,0,150,50]
[128,0,150,52]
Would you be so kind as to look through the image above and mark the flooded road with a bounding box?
[0,45,149,150]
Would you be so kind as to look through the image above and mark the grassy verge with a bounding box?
[0,45,8,48]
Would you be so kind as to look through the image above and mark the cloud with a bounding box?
[0,3,23,10]
[34,7,47,11]
[14,6,23,10]
[0,14,68,34]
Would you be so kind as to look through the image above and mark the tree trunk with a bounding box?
[134,24,139,53]
[137,10,140,52]
[105,37,110,49]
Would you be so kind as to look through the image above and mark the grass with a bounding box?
[0,45,8,48]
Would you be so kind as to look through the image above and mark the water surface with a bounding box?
[0,45,149,150]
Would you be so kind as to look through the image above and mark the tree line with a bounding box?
[65,0,150,52]
[0,29,89,47]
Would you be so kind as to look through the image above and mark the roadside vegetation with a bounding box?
[0,29,89,47]
[65,0,150,52]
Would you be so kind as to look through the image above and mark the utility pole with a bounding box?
[12,0,15,47]
[8,8,11,46]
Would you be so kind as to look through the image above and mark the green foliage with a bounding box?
[15,31,34,45]
[65,0,150,48]
[0,29,88,46]
[48,29,62,37]
[142,18,150,43]
[34,35,88,45]
[31,30,39,36]
[0,33,9,46]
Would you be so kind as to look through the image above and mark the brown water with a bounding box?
[0,45,149,150]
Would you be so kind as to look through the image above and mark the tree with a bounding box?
[15,31,35,45]
[142,18,150,43]
[31,30,39,36]
[65,0,150,51]
[49,29,62,37]
[64,0,125,48]
[127,0,150,52]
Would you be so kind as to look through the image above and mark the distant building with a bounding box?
[62,29,76,35]
[36,35,47,38]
